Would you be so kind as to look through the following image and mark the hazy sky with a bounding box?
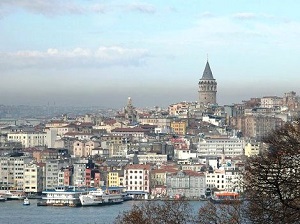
[1,0,300,109]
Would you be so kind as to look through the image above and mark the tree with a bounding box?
[114,199,194,224]
[243,120,300,224]
[197,200,245,224]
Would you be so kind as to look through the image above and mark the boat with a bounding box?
[209,191,242,204]
[0,195,7,202]
[0,190,26,200]
[79,188,123,206]
[40,186,86,207]
[23,197,30,205]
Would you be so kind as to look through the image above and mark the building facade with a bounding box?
[166,170,206,199]
[23,163,43,193]
[124,164,150,198]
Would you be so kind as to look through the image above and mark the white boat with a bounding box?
[0,190,26,200]
[0,194,7,202]
[40,186,86,207]
[79,188,123,206]
[23,197,30,205]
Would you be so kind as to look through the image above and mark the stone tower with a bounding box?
[198,61,217,105]
[124,97,138,124]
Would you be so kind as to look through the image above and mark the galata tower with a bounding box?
[198,61,217,105]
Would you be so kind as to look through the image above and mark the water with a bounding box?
[0,200,139,224]
[0,200,204,224]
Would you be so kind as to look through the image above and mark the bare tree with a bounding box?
[114,199,194,224]
[197,200,245,224]
[244,120,300,224]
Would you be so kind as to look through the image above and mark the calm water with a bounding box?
[0,199,138,224]
[0,200,203,224]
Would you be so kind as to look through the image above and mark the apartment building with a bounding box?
[0,156,33,190]
[235,115,284,140]
[107,171,121,187]
[23,162,43,193]
[245,141,260,157]
[260,96,283,108]
[7,132,47,148]
[124,164,150,198]
[170,120,187,136]
[197,137,245,157]
[45,160,68,189]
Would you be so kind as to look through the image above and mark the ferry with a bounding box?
[39,186,86,207]
[79,188,123,206]
[209,191,242,204]
[0,190,26,200]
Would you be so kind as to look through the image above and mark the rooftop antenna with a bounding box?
[207,53,209,62]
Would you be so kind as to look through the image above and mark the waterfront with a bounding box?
[0,200,203,224]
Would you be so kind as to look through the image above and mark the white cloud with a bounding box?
[232,12,257,20]
[125,3,156,14]
[0,0,157,17]
[0,46,151,69]
[199,11,214,18]
[0,0,85,16]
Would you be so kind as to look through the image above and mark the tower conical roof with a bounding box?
[201,61,214,80]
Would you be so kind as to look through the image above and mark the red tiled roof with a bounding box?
[112,127,147,132]
[152,168,178,174]
[125,164,151,170]
[64,132,93,136]
[182,170,205,176]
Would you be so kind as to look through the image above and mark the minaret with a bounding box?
[198,61,217,105]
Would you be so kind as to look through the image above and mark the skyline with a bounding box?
[1,0,300,108]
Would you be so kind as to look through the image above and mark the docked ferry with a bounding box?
[0,190,26,200]
[79,188,123,206]
[39,186,86,207]
[210,191,242,204]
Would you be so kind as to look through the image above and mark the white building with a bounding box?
[175,149,197,160]
[206,166,243,192]
[73,160,88,187]
[124,164,150,198]
[166,170,206,199]
[0,156,33,190]
[202,115,223,127]
[137,153,168,164]
[197,137,245,157]
[138,117,172,128]
[261,96,283,108]
[7,132,47,148]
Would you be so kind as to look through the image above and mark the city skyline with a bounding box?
[1,0,300,108]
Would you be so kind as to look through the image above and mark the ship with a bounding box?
[38,186,85,207]
[0,190,26,200]
[79,188,123,206]
[209,191,242,204]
